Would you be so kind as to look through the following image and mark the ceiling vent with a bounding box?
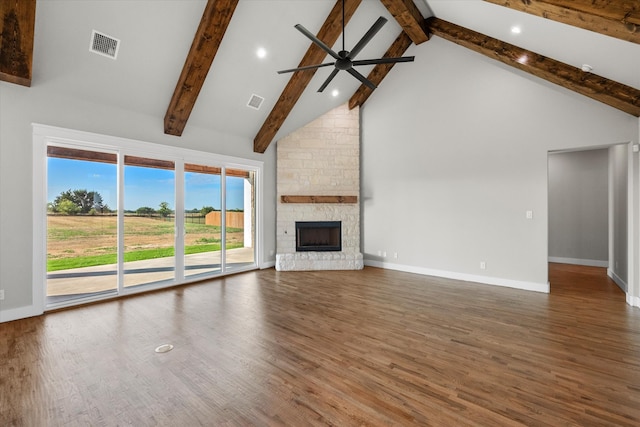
[90,30,120,59]
[247,94,264,110]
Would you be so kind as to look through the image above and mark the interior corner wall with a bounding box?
[610,144,629,289]
[0,82,276,321]
[548,149,609,267]
[360,36,639,291]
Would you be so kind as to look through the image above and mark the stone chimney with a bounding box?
[275,103,363,271]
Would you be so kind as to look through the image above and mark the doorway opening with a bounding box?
[547,144,628,296]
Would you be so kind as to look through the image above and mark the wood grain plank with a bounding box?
[484,0,639,44]
[0,0,36,86]
[349,30,413,109]
[280,195,358,203]
[379,0,429,44]
[164,0,240,136]
[253,0,362,153]
[427,17,640,117]
[3,264,640,425]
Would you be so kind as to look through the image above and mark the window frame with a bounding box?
[33,124,263,312]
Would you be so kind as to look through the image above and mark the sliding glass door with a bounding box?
[46,146,118,302]
[123,156,176,288]
[41,131,261,309]
[184,163,222,278]
[225,169,255,270]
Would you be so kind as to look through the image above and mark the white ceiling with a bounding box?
[32,0,640,149]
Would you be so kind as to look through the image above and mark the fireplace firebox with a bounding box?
[295,221,341,252]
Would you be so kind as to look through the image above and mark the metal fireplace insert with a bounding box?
[295,221,341,252]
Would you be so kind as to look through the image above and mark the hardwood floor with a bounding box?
[2,264,640,426]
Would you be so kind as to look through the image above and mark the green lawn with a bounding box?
[47,242,244,272]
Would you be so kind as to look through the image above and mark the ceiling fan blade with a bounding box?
[347,68,376,90]
[351,56,415,66]
[294,24,340,60]
[318,69,340,93]
[278,62,335,74]
[348,17,388,60]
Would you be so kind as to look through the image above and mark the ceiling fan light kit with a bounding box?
[278,0,414,92]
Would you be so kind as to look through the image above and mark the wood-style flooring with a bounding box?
[2,263,640,426]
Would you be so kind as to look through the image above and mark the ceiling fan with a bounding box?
[277,0,415,92]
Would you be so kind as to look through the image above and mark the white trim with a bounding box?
[0,305,42,323]
[548,257,608,267]
[174,161,186,283]
[32,127,48,317]
[364,260,549,293]
[25,123,264,322]
[608,268,628,292]
[260,260,276,269]
[627,294,640,308]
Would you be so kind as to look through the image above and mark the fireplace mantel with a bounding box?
[280,195,357,204]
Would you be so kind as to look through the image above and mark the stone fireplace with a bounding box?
[275,103,364,271]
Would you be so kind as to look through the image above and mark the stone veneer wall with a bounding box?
[276,103,363,271]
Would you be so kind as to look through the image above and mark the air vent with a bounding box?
[90,30,120,59]
[247,94,264,110]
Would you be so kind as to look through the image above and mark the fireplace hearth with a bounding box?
[296,221,341,252]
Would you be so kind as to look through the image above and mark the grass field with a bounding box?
[47,215,244,271]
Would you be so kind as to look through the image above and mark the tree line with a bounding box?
[48,189,240,215]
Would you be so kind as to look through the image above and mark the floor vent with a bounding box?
[247,94,264,110]
[90,30,120,59]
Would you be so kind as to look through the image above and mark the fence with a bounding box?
[205,211,244,229]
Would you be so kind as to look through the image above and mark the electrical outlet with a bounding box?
[394,252,398,259]
[526,210,533,219]
[480,261,486,270]
[0,289,4,300]
[382,251,387,258]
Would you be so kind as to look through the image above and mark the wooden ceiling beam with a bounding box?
[378,0,429,44]
[164,0,239,136]
[349,30,413,109]
[427,17,640,117]
[484,0,639,44]
[0,0,36,86]
[253,0,362,153]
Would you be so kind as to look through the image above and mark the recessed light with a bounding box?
[256,47,267,59]
[331,89,339,97]
[511,26,522,34]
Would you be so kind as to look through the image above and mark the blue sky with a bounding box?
[47,158,246,211]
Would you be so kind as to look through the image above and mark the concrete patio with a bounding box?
[46,247,255,298]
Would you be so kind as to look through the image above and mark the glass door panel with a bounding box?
[46,146,118,303]
[184,163,222,278]
[225,169,256,270]
[123,156,175,288]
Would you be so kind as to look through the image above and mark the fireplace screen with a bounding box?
[295,221,342,252]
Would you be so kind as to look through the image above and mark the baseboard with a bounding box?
[607,268,628,292]
[364,260,549,293]
[260,260,276,269]
[0,304,43,323]
[626,295,640,308]
[548,257,608,268]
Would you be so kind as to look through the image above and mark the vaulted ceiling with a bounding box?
[2,0,639,153]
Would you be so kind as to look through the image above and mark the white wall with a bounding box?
[361,36,639,291]
[0,82,276,321]
[610,144,629,289]
[548,149,609,266]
